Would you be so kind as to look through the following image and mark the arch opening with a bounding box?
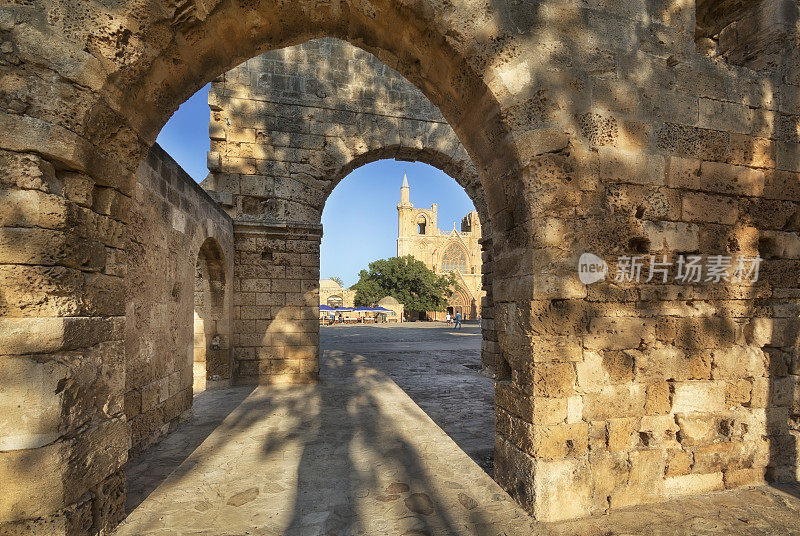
[193,237,232,393]
[319,157,495,476]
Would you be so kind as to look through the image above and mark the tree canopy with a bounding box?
[351,255,459,312]
[328,276,343,286]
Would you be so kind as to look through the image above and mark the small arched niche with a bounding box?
[193,237,231,392]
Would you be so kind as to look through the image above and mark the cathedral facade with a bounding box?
[397,174,484,320]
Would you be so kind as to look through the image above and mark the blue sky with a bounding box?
[157,85,475,287]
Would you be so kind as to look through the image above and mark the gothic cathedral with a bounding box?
[397,174,484,320]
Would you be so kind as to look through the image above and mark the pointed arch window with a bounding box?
[417,214,427,235]
[441,244,468,274]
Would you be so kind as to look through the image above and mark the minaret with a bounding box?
[397,172,413,256]
[399,172,411,207]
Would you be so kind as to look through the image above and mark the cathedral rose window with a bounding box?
[441,244,468,274]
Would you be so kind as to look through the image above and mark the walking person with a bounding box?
[454,311,462,329]
[446,312,451,326]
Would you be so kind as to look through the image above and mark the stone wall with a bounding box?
[4,0,800,530]
[203,38,498,382]
[696,0,799,75]
[125,144,234,457]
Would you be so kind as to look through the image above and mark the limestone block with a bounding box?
[645,381,671,414]
[769,375,799,407]
[698,98,774,137]
[588,420,607,451]
[655,123,730,162]
[728,134,775,169]
[0,264,85,317]
[531,423,589,460]
[257,358,317,375]
[0,316,118,355]
[663,472,723,498]
[673,317,739,349]
[140,376,169,411]
[675,414,726,446]
[532,458,593,522]
[665,156,700,189]
[665,448,693,477]
[726,379,752,405]
[611,449,666,507]
[696,161,767,196]
[776,141,800,172]
[0,149,58,193]
[207,151,221,171]
[575,351,609,393]
[671,381,726,414]
[750,377,769,408]
[607,417,637,452]
[0,441,66,521]
[0,356,66,450]
[759,231,800,258]
[635,345,691,382]
[494,434,535,513]
[745,317,774,347]
[583,384,646,420]
[709,346,767,379]
[566,396,583,424]
[0,227,106,271]
[639,415,680,448]
[209,121,226,141]
[642,221,700,251]
[520,362,576,398]
[0,188,68,229]
[681,192,738,225]
[533,273,587,300]
[724,466,767,489]
[585,317,655,350]
[588,450,629,511]
[692,441,758,474]
[0,418,126,521]
[596,147,665,186]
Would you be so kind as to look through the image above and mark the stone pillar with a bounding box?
[232,221,321,384]
[479,236,503,377]
[0,123,131,533]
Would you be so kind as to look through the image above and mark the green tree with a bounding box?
[329,276,343,286]
[351,255,459,312]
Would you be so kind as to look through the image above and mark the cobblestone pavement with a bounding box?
[119,323,800,535]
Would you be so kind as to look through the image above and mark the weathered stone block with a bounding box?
[583,384,646,420]
[665,448,693,477]
[663,472,724,498]
[645,381,671,414]
[585,317,654,350]
[671,381,726,414]
[681,192,738,225]
[607,417,637,452]
[532,458,592,522]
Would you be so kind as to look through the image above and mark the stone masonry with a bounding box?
[3,0,800,532]
[126,144,234,458]
[202,37,498,382]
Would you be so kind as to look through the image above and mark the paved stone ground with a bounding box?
[320,322,494,474]
[118,323,800,535]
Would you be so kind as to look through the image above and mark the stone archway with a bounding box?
[0,6,530,529]
[4,0,800,532]
[201,38,500,385]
